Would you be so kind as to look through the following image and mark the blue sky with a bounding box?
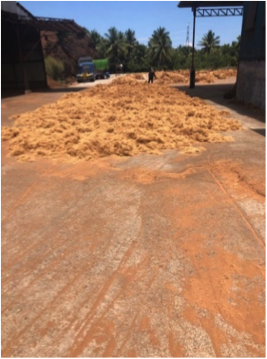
[19,1,243,48]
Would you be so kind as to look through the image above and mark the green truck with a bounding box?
[93,59,110,80]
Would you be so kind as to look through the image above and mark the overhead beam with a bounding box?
[196,7,243,17]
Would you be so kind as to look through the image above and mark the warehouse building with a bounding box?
[178,1,265,109]
[1,1,84,96]
[236,1,265,109]
[1,1,47,94]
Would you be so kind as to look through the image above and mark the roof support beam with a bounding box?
[196,7,243,17]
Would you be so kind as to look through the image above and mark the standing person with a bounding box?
[148,68,157,84]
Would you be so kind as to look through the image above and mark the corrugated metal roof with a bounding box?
[16,2,35,19]
[2,3,84,35]
[18,16,84,34]
[178,1,244,8]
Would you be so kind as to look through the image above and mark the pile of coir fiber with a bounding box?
[2,80,242,163]
[153,69,237,84]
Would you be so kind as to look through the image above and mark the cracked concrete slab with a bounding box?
[1,81,265,357]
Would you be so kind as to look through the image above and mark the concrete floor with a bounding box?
[1,80,265,357]
[1,75,118,127]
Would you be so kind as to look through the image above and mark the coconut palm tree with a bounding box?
[125,29,137,63]
[198,30,220,54]
[125,29,137,47]
[118,31,125,42]
[88,29,102,48]
[103,27,128,63]
[148,27,172,66]
[131,44,147,63]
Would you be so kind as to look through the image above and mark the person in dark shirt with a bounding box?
[148,68,157,84]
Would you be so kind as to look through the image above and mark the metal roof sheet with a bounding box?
[2,9,84,34]
[178,0,244,8]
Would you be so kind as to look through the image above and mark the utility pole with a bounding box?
[186,23,190,47]
[190,6,196,89]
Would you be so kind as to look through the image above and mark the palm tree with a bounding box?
[148,27,172,66]
[125,29,137,63]
[103,27,128,63]
[231,35,241,53]
[198,30,220,54]
[125,29,137,47]
[88,30,102,48]
[131,44,147,63]
[118,31,125,41]
[97,38,108,58]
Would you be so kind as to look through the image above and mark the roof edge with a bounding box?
[16,2,35,19]
[178,1,244,8]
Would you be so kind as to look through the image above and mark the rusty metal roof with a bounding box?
[19,16,84,34]
[2,7,84,34]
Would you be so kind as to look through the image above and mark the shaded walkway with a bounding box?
[172,78,265,125]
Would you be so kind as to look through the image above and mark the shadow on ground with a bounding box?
[32,86,91,93]
[1,90,26,99]
[1,87,90,99]
[252,128,266,137]
[173,83,265,124]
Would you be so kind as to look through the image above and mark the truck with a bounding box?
[92,59,110,80]
[76,57,95,83]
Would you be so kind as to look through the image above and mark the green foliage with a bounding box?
[126,44,150,72]
[125,29,137,64]
[198,30,220,54]
[44,56,64,80]
[101,27,128,64]
[86,25,239,73]
[88,29,103,48]
[167,42,240,71]
[148,27,172,66]
[125,29,137,47]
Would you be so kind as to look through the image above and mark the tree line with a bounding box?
[84,27,240,73]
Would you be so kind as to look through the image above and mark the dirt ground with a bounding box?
[1,76,265,357]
